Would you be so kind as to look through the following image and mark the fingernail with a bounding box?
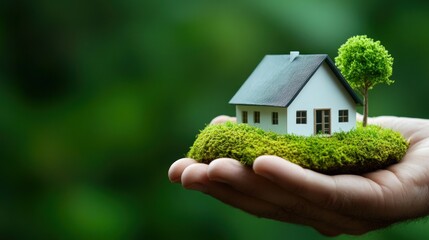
[186,183,206,192]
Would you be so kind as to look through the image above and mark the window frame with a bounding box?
[338,109,349,123]
[296,110,307,124]
[314,109,331,135]
[254,111,260,123]
[272,112,279,125]
[242,111,248,123]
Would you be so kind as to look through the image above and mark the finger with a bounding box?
[168,158,198,183]
[356,113,363,122]
[356,113,400,129]
[356,114,416,144]
[253,156,386,219]
[254,155,337,206]
[210,115,236,125]
[208,158,297,206]
[207,158,376,235]
[181,163,285,217]
[370,116,429,140]
[357,113,377,125]
[356,114,429,142]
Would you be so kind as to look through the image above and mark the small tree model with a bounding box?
[335,35,394,127]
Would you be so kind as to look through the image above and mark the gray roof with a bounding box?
[229,54,362,107]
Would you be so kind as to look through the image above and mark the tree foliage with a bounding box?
[335,35,394,126]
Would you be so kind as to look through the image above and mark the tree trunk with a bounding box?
[363,87,369,127]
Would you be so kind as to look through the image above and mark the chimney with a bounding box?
[290,51,299,62]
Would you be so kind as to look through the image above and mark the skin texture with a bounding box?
[168,115,429,236]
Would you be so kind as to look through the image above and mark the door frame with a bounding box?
[314,108,331,135]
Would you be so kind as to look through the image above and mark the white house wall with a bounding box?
[287,62,356,136]
[236,105,288,134]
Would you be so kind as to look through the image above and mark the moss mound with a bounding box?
[187,122,409,175]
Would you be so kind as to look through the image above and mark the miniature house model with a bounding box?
[229,52,362,136]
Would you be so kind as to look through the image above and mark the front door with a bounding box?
[315,109,331,135]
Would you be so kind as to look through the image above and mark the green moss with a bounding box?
[187,122,409,175]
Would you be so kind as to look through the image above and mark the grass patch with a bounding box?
[187,122,409,175]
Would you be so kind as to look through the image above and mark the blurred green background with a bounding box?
[1,0,429,239]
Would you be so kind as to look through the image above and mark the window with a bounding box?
[339,110,349,123]
[272,112,278,125]
[242,111,248,123]
[296,111,307,124]
[254,111,260,123]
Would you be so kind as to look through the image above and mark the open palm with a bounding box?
[169,115,429,236]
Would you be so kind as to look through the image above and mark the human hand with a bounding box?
[168,115,429,236]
